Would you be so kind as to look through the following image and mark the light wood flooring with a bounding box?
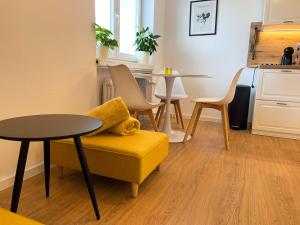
[1,121,300,225]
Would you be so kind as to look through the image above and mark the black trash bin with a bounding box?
[228,85,251,130]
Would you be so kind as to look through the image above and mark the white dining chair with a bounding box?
[154,71,188,129]
[183,68,244,150]
[108,64,163,131]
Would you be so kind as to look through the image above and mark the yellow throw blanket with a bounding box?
[110,117,140,136]
[86,97,130,136]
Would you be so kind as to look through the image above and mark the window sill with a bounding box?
[96,58,154,72]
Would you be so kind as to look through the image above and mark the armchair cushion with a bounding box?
[0,208,43,225]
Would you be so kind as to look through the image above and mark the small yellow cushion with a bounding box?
[109,117,140,136]
[0,208,43,225]
[85,97,130,135]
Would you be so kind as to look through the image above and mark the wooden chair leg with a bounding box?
[176,100,185,129]
[183,103,201,143]
[155,105,162,121]
[191,104,203,136]
[147,109,159,132]
[221,104,230,150]
[131,183,139,198]
[57,166,64,178]
[157,104,165,128]
[174,101,180,124]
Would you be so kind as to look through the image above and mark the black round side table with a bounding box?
[0,114,103,220]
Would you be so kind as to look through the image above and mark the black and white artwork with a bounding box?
[189,0,218,36]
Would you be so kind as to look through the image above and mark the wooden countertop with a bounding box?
[259,65,300,70]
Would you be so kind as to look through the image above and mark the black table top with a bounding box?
[0,114,103,141]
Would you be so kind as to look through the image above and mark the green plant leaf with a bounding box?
[134,26,161,55]
[94,24,118,49]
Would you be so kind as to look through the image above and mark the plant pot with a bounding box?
[98,46,109,59]
[137,51,150,64]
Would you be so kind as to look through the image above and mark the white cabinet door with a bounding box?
[256,70,300,102]
[252,100,300,136]
[264,0,300,24]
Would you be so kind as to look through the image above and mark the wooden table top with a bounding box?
[0,114,102,141]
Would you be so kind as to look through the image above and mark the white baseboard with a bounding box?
[181,113,222,123]
[252,129,300,140]
[155,112,222,123]
[0,162,44,191]
[156,112,254,129]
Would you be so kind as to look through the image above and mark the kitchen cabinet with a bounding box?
[256,70,300,102]
[252,69,300,140]
[264,0,300,24]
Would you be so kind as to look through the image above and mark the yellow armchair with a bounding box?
[51,130,168,197]
[0,208,43,225]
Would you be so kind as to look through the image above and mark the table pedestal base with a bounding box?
[167,130,191,143]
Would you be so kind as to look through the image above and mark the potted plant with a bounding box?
[134,27,161,64]
[95,24,118,59]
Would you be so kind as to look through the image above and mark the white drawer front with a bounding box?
[253,100,300,135]
[257,70,300,102]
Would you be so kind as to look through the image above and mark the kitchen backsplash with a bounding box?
[247,22,300,67]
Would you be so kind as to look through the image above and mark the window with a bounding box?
[95,0,141,61]
[95,0,112,30]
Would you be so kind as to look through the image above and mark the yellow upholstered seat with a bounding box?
[51,130,168,197]
[0,208,43,225]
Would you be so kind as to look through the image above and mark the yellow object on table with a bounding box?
[85,97,130,135]
[163,67,173,75]
[164,67,168,75]
[110,117,140,136]
[0,208,43,225]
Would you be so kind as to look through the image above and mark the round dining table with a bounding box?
[134,73,210,143]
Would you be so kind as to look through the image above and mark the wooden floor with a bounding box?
[1,120,300,225]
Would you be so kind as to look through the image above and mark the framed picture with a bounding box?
[189,0,218,36]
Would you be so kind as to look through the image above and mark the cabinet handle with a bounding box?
[283,20,294,24]
[276,102,288,106]
[281,70,292,73]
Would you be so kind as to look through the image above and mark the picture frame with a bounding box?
[189,0,218,36]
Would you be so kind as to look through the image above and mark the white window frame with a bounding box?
[97,0,141,62]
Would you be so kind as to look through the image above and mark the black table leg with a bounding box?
[73,136,100,220]
[44,140,50,197]
[10,141,30,213]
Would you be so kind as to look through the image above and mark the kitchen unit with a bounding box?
[264,0,300,24]
[252,69,300,140]
[247,0,300,140]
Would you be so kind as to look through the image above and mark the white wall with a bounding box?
[0,0,97,190]
[162,0,264,120]
[152,0,166,72]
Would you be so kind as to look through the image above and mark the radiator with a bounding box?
[102,78,115,103]
[101,77,151,104]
